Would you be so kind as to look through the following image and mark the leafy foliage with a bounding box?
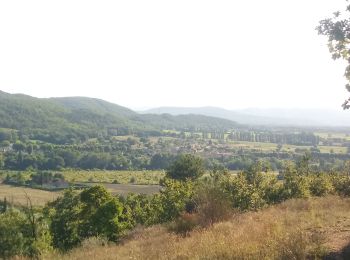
[317,4,350,108]
[166,154,205,180]
[48,186,132,251]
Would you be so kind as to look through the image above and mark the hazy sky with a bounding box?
[0,0,348,110]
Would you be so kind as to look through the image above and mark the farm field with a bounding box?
[0,170,165,185]
[227,140,347,154]
[62,170,165,184]
[0,184,60,206]
[78,183,161,196]
[0,181,161,206]
[315,132,350,140]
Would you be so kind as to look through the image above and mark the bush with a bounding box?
[155,178,195,223]
[221,173,266,211]
[194,184,232,226]
[333,176,350,196]
[283,164,311,199]
[309,174,334,196]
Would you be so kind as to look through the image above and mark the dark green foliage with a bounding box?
[167,154,205,180]
[0,208,52,258]
[48,189,82,250]
[0,211,27,258]
[48,186,132,251]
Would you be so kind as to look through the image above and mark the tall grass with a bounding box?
[47,196,350,260]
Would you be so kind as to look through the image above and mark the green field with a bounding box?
[226,140,347,154]
[0,170,165,185]
[80,183,161,196]
[62,170,165,185]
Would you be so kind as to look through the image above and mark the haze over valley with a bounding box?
[3,0,350,259]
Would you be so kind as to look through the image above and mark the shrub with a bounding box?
[333,176,350,196]
[309,174,334,196]
[155,178,195,223]
[221,173,266,211]
[283,163,310,199]
[194,183,232,226]
[259,175,286,204]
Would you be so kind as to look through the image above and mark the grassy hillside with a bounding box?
[49,196,350,260]
[0,91,238,143]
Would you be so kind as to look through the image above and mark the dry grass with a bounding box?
[0,184,61,206]
[44,196,350,260]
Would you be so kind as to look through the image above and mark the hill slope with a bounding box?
[0,91,238,143]
[49,196,350,259]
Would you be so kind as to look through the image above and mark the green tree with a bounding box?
[156,178,195,223]
[166,154,205,180]
[48,186,132,251]
[0,207,51,258]
[317,4,350,108]
[0,211,26,258]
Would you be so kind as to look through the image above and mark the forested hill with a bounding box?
[0,91,238,143]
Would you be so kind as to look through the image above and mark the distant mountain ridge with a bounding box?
[142,106,350,127]
[0,91,238,143]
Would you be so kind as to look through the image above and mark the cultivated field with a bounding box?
[228,140,347,154]
[0,184,60,206]
[62,170,165,184]
[0,170,165,185]
[77,183,161,196]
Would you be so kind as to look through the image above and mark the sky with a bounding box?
[0,0,348,110]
